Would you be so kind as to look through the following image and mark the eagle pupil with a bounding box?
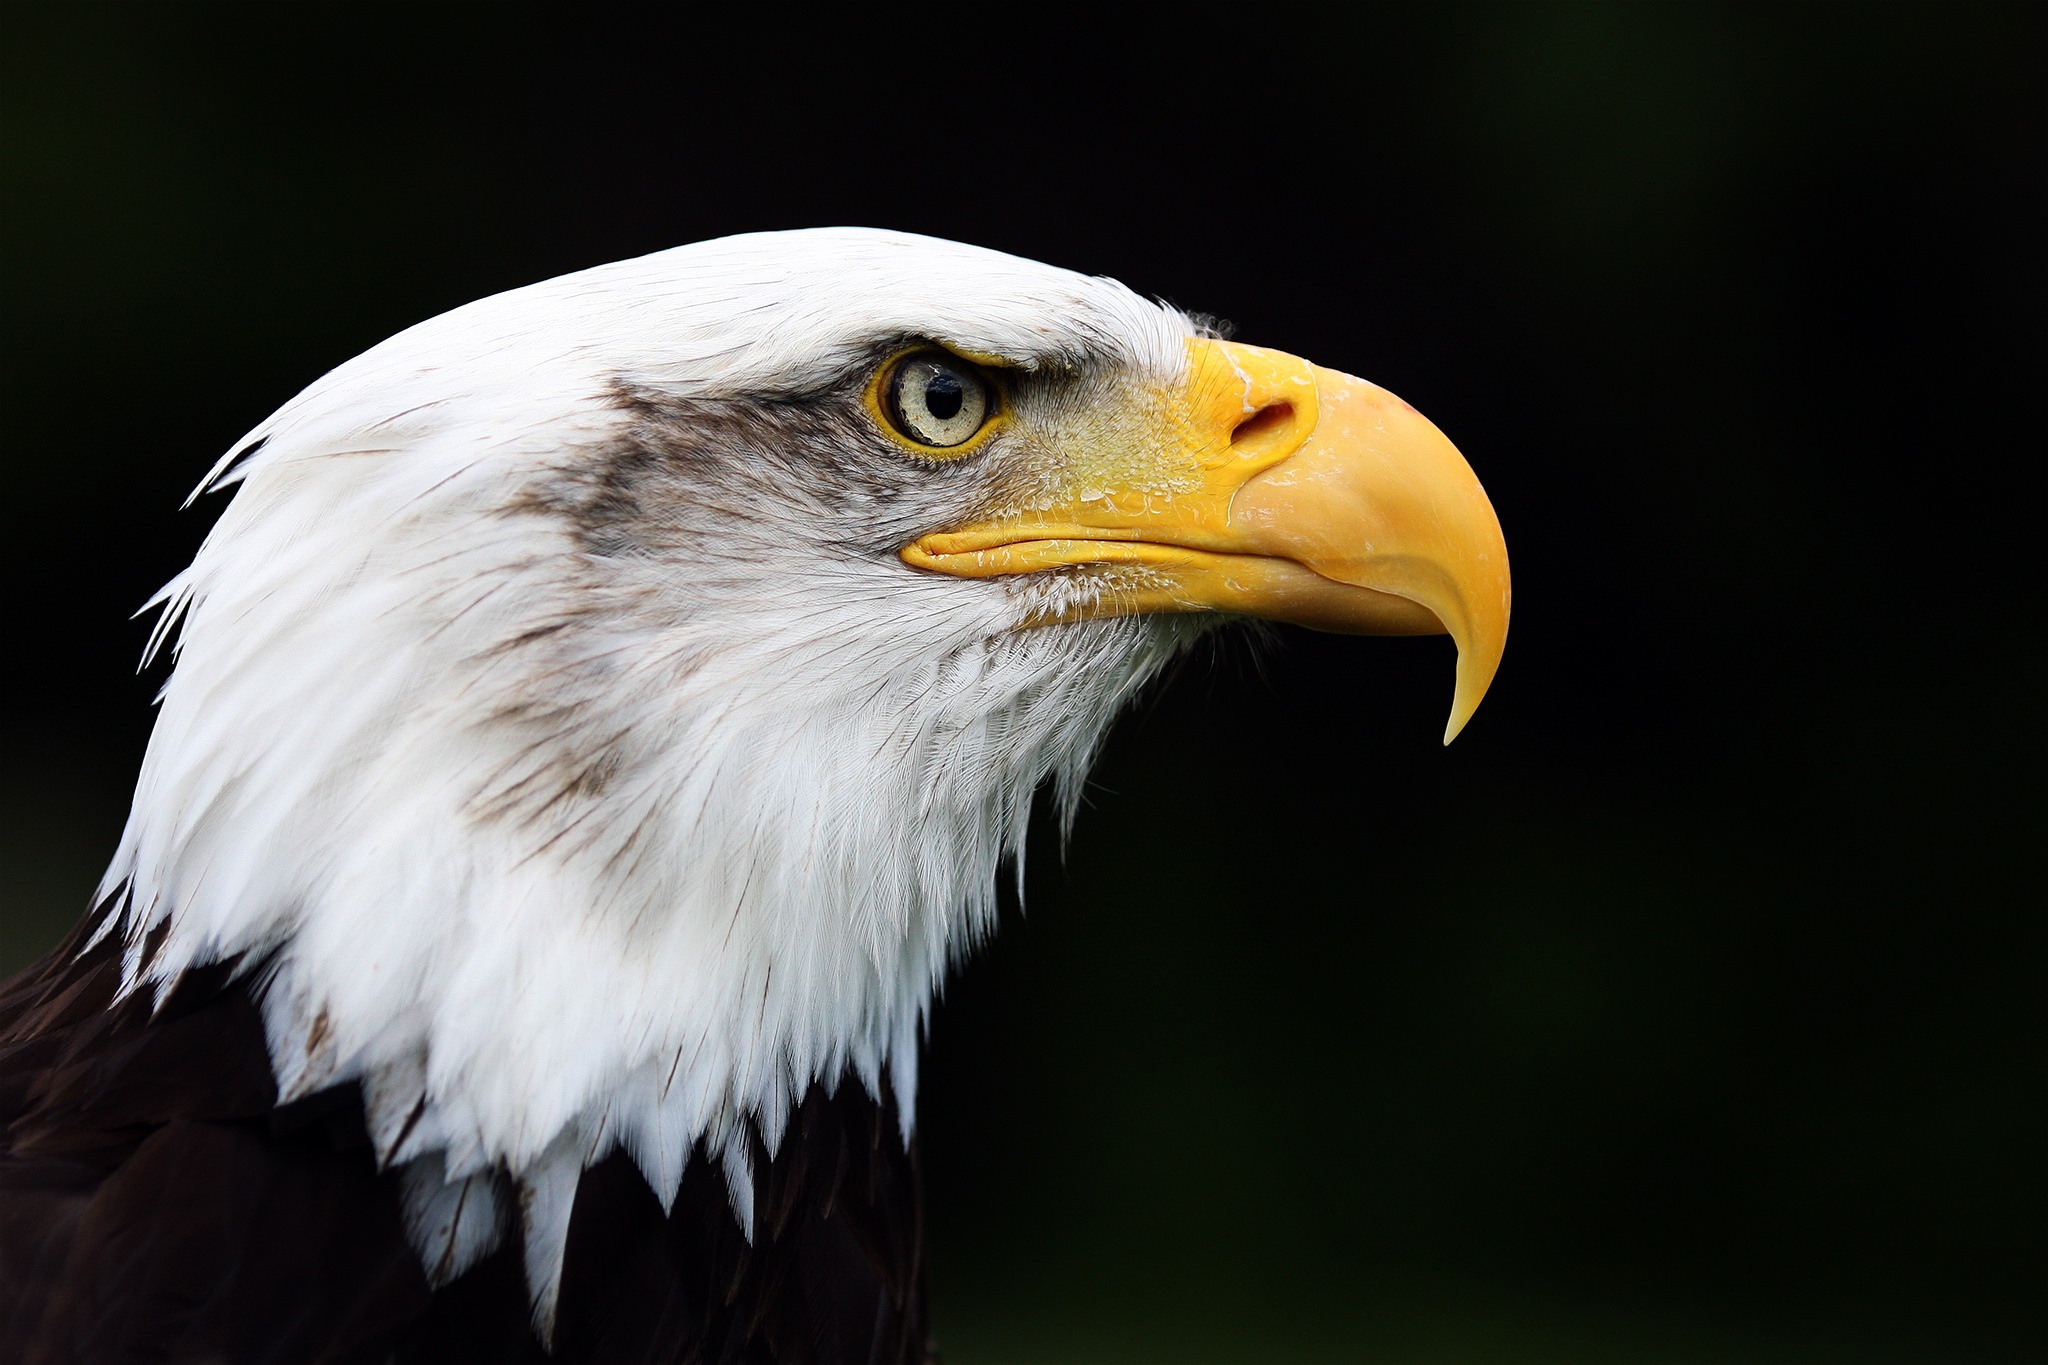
[924,370,964,421]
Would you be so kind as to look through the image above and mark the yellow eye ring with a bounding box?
[866,349,1005,457]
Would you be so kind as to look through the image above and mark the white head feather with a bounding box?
[93,228,1209,1321]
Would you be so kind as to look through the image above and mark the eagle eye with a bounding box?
[882,352,992,450]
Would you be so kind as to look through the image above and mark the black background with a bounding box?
[1,5,2039,1361]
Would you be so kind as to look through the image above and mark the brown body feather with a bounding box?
[0,915,931,1364]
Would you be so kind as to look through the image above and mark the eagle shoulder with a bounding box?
[0,921,929,1364]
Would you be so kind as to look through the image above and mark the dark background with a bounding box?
[2,5,2039,1361]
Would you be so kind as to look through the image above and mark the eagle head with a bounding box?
[92,228,1509,1322]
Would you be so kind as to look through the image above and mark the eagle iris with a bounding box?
[884,352,991,449]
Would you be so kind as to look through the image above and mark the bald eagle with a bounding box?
[0,230,1507,1363]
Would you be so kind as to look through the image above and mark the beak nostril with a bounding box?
[1230,402,1294,450]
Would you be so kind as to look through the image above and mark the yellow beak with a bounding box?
[902,339,1511,742]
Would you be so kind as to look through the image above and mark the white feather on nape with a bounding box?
[90,228,1204,1313]
[516,1138,586,1345]
[399,1154,508,1290]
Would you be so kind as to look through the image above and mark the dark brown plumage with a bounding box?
[0,913,930,1365]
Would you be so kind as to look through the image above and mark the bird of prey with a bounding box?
[0,229,1508,1363]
